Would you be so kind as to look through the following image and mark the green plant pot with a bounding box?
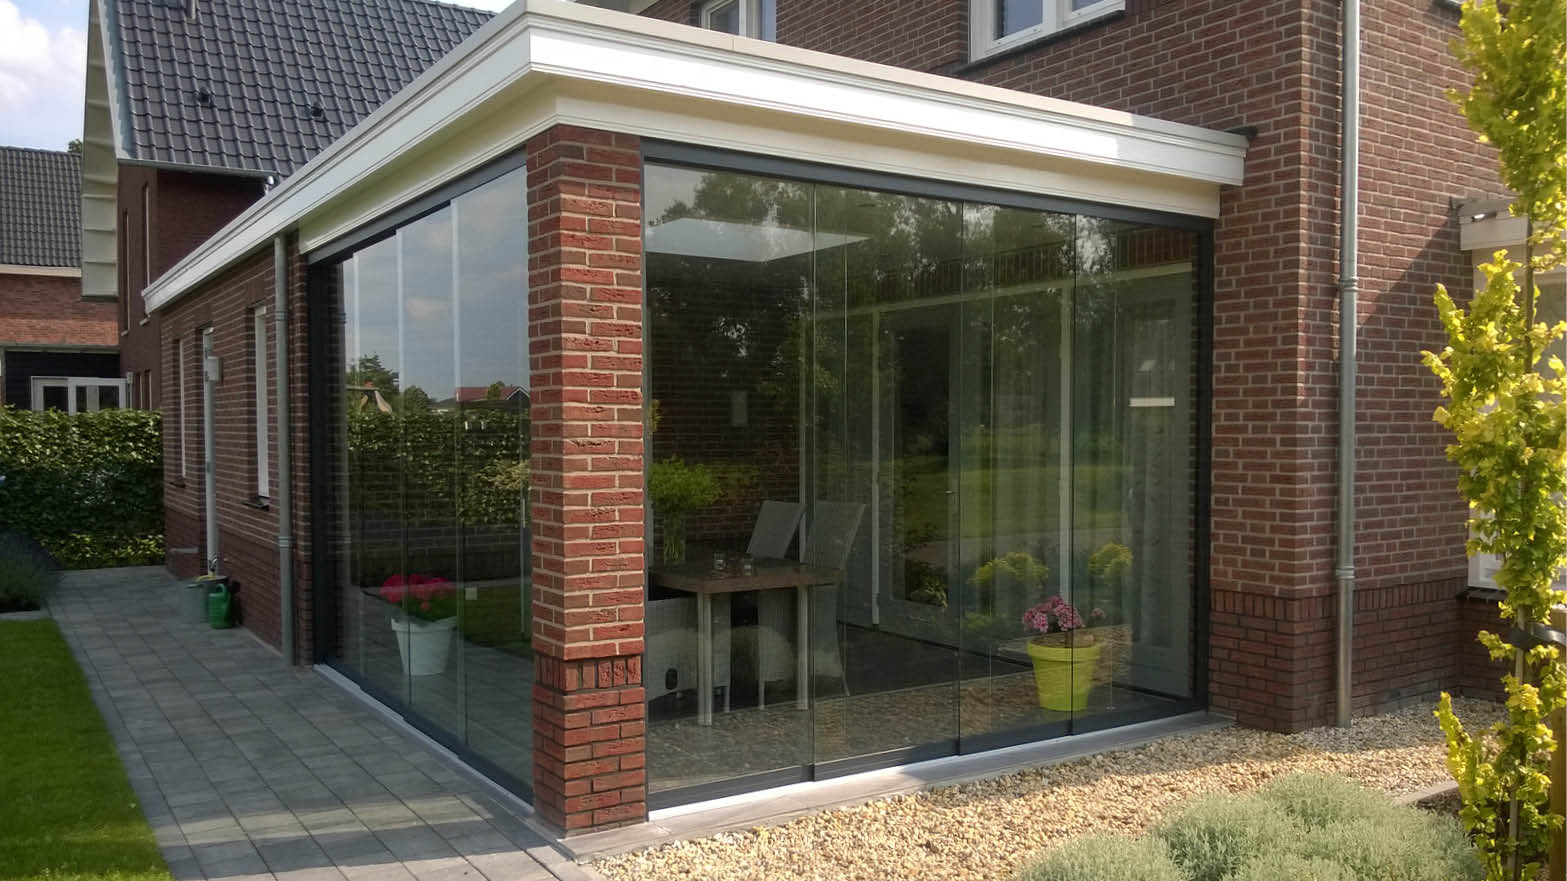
[1026,637,1103,712]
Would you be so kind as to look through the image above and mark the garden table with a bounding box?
[649,559,841,726]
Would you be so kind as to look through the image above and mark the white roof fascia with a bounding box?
[144,0,1246,314]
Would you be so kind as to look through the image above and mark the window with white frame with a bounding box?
[970,0,1123,60]
[253,306,270,498]
[700,0,775,40]
[30,377,128,414]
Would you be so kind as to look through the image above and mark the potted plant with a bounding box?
[1022,594,1107,711]
[381,574,457,676]
[648,457,720,564]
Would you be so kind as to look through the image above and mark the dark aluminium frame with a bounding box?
[306,139,1214,813]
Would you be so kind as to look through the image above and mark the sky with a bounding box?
[0,0,516,153]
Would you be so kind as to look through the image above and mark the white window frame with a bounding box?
[30,376,129,413]
[177,337,188,477]
[253,306,270,498]
[969,0,1124,61]
[700,0,774,39]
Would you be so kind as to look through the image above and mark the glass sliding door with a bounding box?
[319,162,533,798]
[641,158,1203,806]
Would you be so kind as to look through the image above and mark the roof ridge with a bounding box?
[394,0,496,17]
[0,145,81,159]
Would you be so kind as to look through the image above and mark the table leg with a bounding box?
[796,584,809,710]
[698,592,713,726]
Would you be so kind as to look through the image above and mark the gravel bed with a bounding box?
[596,698,1502,881]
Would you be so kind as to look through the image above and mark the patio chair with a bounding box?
[746,500,804,560]
[756,500,865,701]
[644,594,732,710]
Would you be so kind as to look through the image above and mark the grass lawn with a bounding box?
[0,620,172,881]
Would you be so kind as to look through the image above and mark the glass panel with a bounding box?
[454,170,532,787]
[705,0,741,34]
[956,204,1074,741]
[810,185,962,765]
[327,166,533,798]
[643,164,814,793]
[40,383,67,412]
[97,384,121,410]
[1072,218,1197,724]
[997,0,1043,38]
[398,207,462,737]
[74,384,90,414]
[343,236,405,706]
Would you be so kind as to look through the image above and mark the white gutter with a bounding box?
[143,0,1245,314]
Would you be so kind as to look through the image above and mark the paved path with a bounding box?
[51,567,596,881]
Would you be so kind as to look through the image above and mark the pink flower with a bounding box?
[380,574,454,608]
[1022,595,1091,635]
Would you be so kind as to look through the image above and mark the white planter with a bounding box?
[389,615,457,676]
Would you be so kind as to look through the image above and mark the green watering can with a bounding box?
[207,580,234,630]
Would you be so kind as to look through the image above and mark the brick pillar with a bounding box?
[526,124,648,834]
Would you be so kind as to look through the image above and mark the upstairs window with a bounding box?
[700,0,775,40]
[970,0,1123,60]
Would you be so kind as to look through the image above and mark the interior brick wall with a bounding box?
[640,0,1506,730]
[525,124,649,833]
[158,236,313,659]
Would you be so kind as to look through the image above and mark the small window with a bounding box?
[971,0,1122,60]
[142,184,152,288]
[177,337,187,477]
[253,306,270,498]
[700,0,774,39]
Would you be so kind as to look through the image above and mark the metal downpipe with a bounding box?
[274,236,295,665]
[1335,0,1361,728]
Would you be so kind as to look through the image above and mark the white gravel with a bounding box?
[596,699,1501,881]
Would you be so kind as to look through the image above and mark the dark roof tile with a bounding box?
[108,0,493,177]
[0,146,81,267]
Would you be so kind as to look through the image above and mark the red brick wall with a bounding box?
[526,124,649,833]
[1456,593,1509,702]
[0,271,118,403]
[639,0,1505,729]
[158,238,313,659]
[119,163,265,410]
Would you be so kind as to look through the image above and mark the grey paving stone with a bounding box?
[49,569,573,881]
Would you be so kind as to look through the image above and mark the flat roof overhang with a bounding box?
[142,0,1247,314]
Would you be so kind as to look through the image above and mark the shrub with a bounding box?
[1224,852,1353,881]
[1151,792,1300,881]
[1255,772,1400,830]
[1291,812,1483,881]
[0,407,162,569]
[0,531,59,612]
[1016,834,1186,881]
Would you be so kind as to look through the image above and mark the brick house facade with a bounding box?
[115,0,1518,836]
[0,146,120,410]
[641,0,1508,731]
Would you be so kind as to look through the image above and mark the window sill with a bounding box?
[243,496,271,511]
[959,8,1127,74]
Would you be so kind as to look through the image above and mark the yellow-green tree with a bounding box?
[1424,1,1566,878]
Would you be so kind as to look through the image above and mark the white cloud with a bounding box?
[0,0,86,149]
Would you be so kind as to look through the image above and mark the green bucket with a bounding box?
[207,580,233,629]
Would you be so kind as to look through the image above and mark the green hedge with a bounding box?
[0,407,164,569]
